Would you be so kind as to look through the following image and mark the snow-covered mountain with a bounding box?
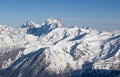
[0,18,120,77]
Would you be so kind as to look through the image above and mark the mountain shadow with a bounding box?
[27,24,52,36]
[1,48,47,77]
[70,61,120,77]
[69,33,87,41]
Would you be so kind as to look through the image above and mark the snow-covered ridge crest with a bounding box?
[21,18,65,36]
[46,18,64,28]
[21,18,64,29]
[21,21,41,28]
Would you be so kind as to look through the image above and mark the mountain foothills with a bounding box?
[0,18,120,77]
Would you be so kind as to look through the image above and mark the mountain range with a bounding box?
[0,18,120,77]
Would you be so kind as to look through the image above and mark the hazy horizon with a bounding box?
[0,0,120,31]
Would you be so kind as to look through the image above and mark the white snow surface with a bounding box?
[0,18,120,74]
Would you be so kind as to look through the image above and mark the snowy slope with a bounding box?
[0,18,120,77]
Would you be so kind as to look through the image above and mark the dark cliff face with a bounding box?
[0,48,25,77]
[0,48,25,69]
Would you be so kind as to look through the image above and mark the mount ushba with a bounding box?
[0,18,120,77]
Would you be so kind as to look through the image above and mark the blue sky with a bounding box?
[0,0,120,31]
